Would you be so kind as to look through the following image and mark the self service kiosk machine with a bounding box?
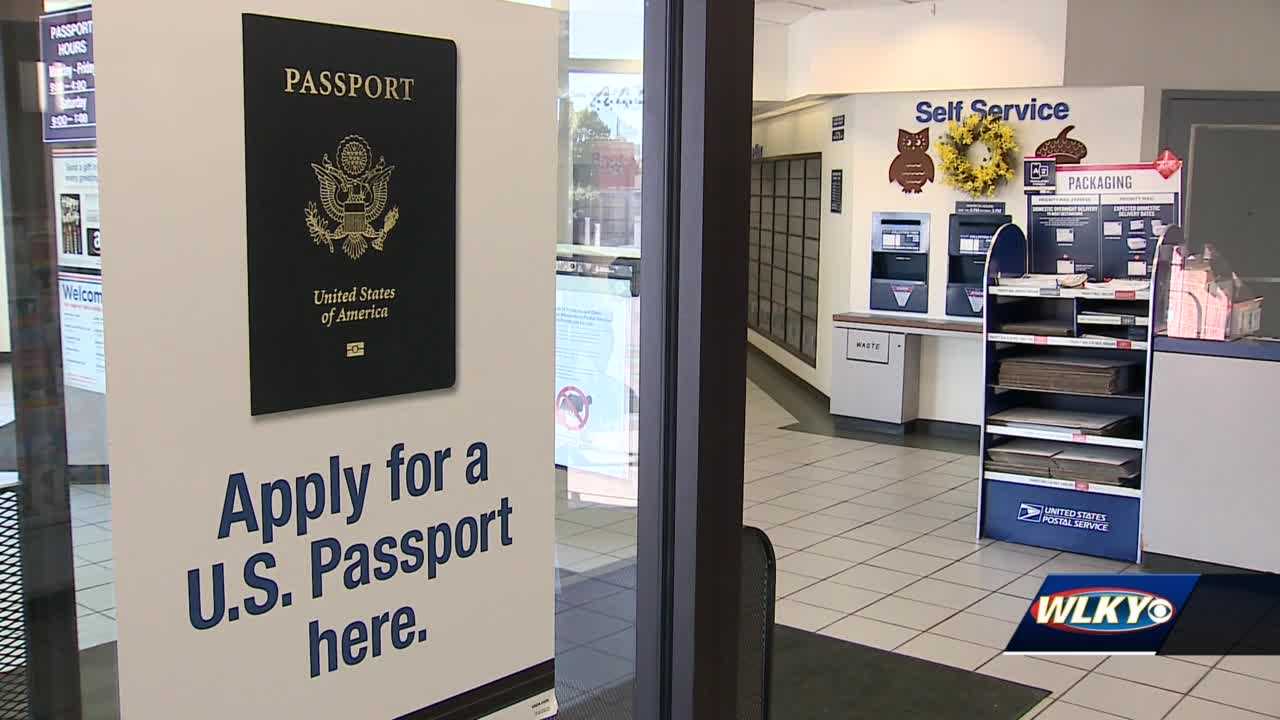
[870,212,930,313]
[946,210,1010,317]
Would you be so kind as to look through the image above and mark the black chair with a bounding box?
[738,525,777,720]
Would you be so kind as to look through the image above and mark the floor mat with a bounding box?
[560,625,1048,719]
[80,642,120,720]
[0,423,14,472]
[770,625,1047,720]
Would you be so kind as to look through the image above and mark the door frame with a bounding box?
[0,0,759,716]
[0,14,85,719]
[1160,89,1280,164]
[637,0,755,718]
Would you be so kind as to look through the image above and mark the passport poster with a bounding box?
[242,14,457,415]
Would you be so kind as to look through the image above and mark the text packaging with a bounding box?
[189,440,508,679]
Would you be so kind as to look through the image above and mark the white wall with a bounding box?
[1065,0,1280,159]
[753,21,788,102]
[753,86,1147,423]
[785,0,1069,99]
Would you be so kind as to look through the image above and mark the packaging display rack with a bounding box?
[976,224,1173,562]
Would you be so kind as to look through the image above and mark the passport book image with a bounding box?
[242,14,457,415]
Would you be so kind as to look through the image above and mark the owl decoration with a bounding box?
[889,128,935,194]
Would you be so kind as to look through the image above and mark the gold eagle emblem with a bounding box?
[305,135,399,260]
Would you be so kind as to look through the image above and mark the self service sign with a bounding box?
[40,8,96,143]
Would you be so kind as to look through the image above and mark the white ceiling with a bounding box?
[755,0,935,25]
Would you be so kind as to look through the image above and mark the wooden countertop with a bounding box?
[833,311,983,335]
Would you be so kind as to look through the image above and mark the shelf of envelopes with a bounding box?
[988,384,1145,400]
[987,285,1150,301]
[976,222,1163,564]
[985,471,1142,499]
[1078,312,1149,328]
[986,424,1144,450]
[988,333,1148,351]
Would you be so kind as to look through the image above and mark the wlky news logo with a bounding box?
[1030,588,1175,633]
[1007,574,1196,654]
[1009,573,1280,655]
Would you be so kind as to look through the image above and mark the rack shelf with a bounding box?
[987,285,1150,301]
[989,333,1148,351]
[1078,312,1149,328]
[989,384,1145,401]
[978,222,1160,564]
[987,423,1144,449]
[984,470,1142,499]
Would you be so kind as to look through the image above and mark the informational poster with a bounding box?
[54,148,108,465]
[1030,195,1104,277]
[40,7,96,143]
[53,149,101,270]
[955,201,1006,216]
[554,269,638,504]
[242,15,457,415]
[1029,162,1182,280]
[57,271,105,393]
[98,2,559,719]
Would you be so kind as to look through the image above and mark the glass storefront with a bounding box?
[2,1,655,717]
[9,1,1280,719]
[551,2,643,711]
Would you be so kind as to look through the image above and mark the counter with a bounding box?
[832,312,983,338]
[1144,339,1280,572]
[830,312,980,426]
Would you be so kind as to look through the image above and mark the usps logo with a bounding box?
[1018,503,1045,523]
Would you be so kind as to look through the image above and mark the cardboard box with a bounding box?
[1165,245,1263,341]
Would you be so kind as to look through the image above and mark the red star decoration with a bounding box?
[1154,149,1183,179]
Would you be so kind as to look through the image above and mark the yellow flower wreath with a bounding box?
[938,114,1019,198]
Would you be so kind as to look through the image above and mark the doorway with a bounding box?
[1163,90,1280,336]
[0,1,758,719]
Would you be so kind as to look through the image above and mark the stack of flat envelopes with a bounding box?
[1052,445,1142,486]
[998,355,1141,395]
[986,439,1141,487]
[998,319,1078,337]
[986,439,1059,475]
[987,407,1135,437]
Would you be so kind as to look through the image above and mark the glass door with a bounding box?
[0,1,755,718]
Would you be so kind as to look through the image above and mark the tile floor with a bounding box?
[553,470,642,707]
[70,482,116,649]
[58,377,1280,719]
[741,380,1280,720]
